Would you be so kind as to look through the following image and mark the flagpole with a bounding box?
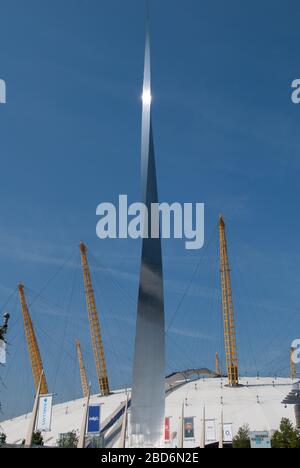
[200,405,205,449]
[178,402,184,448]
[219,408,224,449]
[25,370,44,447]
[77,384,91,449]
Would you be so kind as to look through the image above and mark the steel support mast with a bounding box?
[79,241,109,396]
[18,283,48,395]
[76,340,89,398]
[215,352,221,376]
[219,216,239,386]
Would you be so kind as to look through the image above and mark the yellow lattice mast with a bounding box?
[290,347,297,380]
[18,283,48,395]
[219,216,239,387]
[76,340,89,398]
[216,352,221,376]
[79,241,110,396]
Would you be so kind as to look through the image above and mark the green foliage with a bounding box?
[271,418,300,449]
[0,432,6,445]
[233,424,251,449]
[57,431,79,448]
[32,430,44,446]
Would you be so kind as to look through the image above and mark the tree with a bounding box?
[57,431,79,448]
[0,432,6,445]
[32,430,44,446]
[233,424,251,449]
[271,418,300,449]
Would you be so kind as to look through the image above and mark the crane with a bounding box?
[219,216,239,387]
[79,241,110,396]
[76,340,89,398]
[18,283,48,395]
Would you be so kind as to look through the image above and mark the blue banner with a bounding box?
[87,405,101,434]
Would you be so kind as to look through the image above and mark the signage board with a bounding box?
[87,404,101,434]
[250,431,271,449]
[184,417,195,439]
[36,395,53,432]
[205,419,216,442]
[223,423,233,443]
[165,417,170,441]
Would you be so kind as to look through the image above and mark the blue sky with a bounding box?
[1,0,300,420]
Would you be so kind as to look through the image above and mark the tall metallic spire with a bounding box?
[141,30,152,202]
[130,28,165,448]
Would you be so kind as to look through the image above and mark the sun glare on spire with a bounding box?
[142,89,152,105]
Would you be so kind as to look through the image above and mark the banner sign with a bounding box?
[0,340,6,364]
[205,420,216,442]
[87,404,101,434]
[184,417,195,439]
[223,423,233,443]
[165,417,170,441]
[37,395,53,432]
[250,431,271,449]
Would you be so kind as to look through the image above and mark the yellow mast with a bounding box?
[76,340,89,398]
[18,283,48,395]
[219,216,239,387]
[79,241,110,396]
[216,352,221,376]
[290,347,297,380]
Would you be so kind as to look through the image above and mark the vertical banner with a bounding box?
[36,395,53,432]
[223,423,233,443]
[205,420,216,443]
[0,340,6,364]
[87,404,101,434]
[165,417,170,442]
[184,417,195,439]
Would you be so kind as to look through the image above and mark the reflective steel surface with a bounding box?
[130,31,165,448]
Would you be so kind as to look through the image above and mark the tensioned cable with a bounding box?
[229,257,259,376]
[0,287,18,313]
[31,297,132,367]
[31,295,133,396]
[92,272,130,388]
[27,249,77,309]
[24,284,81,398]
[188,232,219,368]
[257,307,300,375]
[230,244,280,374]
[166,224,219,333]
[167,334,197,371]
[51,258,78,394]
[88,251,138,369]
[89,251,137,306]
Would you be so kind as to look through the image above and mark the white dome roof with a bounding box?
[0,376,296,447]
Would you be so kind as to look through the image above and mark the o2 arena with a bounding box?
[0,374,297,448]
[0,28,299,449]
